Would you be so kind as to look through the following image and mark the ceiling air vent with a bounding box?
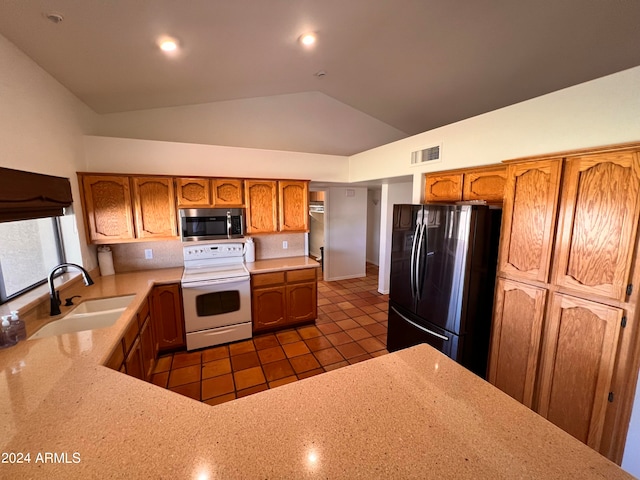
[411,144,442,166]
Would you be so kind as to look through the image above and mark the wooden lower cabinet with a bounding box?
[536,293,623,450]
[488,278,547,408]
[252,268,318,333]
[104,296,157,382]
[252,285,287,331]
[286,281,317,324]
[139,315,155,381]
[151,283,186,351]
[125,337,144,380]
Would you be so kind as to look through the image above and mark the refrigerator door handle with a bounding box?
[391,307,450,341]
[415,222,426,300]
[410,220,421,298]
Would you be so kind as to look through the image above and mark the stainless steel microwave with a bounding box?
[179,208,245,241]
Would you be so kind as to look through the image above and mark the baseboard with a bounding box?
[324,273,366,281]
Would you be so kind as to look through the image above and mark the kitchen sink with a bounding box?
[29,294,135,340]
[67,295,136,315]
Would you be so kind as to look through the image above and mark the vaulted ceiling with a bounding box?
[1,0,639,154]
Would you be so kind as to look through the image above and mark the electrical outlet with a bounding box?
[144,249,153,259]
[282,241,288,249]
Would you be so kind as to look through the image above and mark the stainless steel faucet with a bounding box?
[48,263,94,316]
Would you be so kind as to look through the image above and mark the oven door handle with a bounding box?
[182,277,250,288]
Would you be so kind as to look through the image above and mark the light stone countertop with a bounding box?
[245,255,320,274]
[0,268,632,479]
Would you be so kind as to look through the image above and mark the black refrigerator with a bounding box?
[387,204,501,378]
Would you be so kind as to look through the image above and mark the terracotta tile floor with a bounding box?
[150,263,389,406]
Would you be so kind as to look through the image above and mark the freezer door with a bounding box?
[387,302,460,358]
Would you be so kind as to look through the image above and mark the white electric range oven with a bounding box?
[181,242,252,350]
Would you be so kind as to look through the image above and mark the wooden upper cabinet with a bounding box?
[537,293,623,450]
[488,278,547,408]
[131,177,178,239]
[553,151,640,300]
[425,165,506,204]
[80,175,135,243]
[279,180,309,232]
[212,178,244,206]
[462,166,507,203]
[176,178,210,207]
[498,159,563,283]
[424,173,463,203]
[245,180,278,233]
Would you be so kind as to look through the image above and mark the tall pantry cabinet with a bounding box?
[488,146,640,462]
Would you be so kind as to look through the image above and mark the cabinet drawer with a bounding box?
[286,268,317,283]
[252,271,285,287]
[123,317,140,353]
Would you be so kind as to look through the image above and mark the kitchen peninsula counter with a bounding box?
[0,269,632,478]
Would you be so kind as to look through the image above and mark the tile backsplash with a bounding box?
[108,233,306,273]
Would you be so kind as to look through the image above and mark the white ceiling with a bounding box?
[1,0,640,151]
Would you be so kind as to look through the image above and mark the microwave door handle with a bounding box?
[226,211,232,238]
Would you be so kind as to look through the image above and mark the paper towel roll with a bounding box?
[98,248,115,276]
[244,238,255,263]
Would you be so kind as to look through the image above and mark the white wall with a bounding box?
[377,182,413,294]
[84,136,349,182]
[0,34,98,270]
[96,91,406,156]
[348,66,640,185]
[366,188,381,265]
[324,187,367,281]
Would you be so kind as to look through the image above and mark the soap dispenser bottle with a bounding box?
[9,311,26,341]
[1,316,17,349]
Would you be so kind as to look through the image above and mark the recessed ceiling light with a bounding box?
[158,37,179,53]
[299,32,317,47]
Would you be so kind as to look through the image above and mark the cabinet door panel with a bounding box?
[152,284,185,350]
[279,181,309,232]
[212,178,244,206]
[537,293,623,450]
[498,159,562,283]
[554,152,640,300]
[176,178,210,207]
[81,175,135,243]
[462,167,506,203]
[132,177,178,239]
[286,281,317,324]
[125,337,144,380]
[424,174,463,202]
[252,286,286,331]
[245,180,278,233]
[139,316,155,381]
[488,278,547,408]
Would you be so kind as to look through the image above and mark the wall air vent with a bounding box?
[411,144,442,166]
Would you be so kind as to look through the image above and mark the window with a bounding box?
[0,217,65,303]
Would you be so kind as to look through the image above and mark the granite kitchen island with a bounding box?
[0,269,633,479]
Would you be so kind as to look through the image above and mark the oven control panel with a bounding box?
[183,242,244,260]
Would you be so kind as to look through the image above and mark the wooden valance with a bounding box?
[0,167,73,222]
